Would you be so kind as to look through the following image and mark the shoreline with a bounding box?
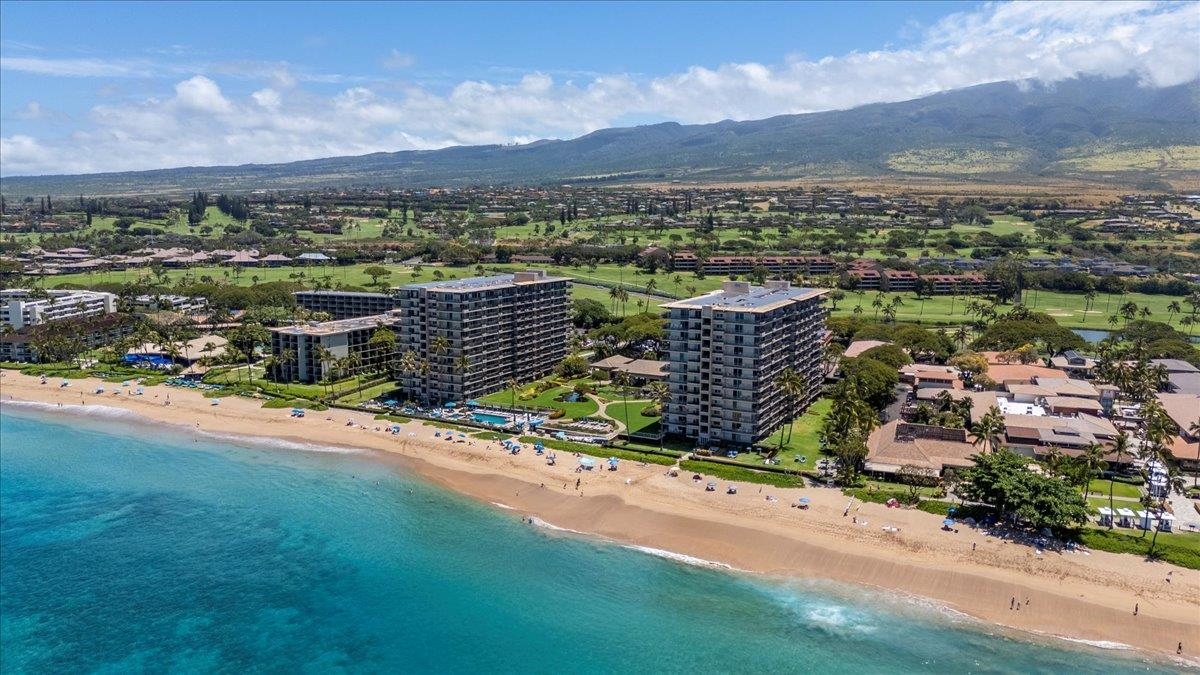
[2,372,1197,665]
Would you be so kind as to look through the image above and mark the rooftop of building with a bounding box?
[660,280,825,313]
[402,270,568,293]
[865,421,978,473]
[1155,392,1200,436]
[270,312,398,336]
[294,289,393,299]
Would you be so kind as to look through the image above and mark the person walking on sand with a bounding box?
[1178,642,1183,655]
[1010,597,1015,610]
[1134,603,1138,616]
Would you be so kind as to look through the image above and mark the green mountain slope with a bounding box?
[3,76,1197,196]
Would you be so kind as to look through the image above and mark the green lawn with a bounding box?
[836,289,1183,330]
[678,460,806,488]
[753,398,832,472]
[1085,479,1142,500]
[203,365,362,400]
[605,399,660,434]
[477,381,600,419]
[335,380,400,405]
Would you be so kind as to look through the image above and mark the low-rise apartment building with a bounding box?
[0,289,117,330]
[662,281,827,448]
[269,313,401,383]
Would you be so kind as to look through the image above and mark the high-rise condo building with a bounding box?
[661,280,827,448]
[293,290,398,320]
[395,270,569,404]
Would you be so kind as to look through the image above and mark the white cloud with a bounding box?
[173,76,232,114]
[0,56,154,78]
[2,0,1197,175]
[382,49,415,70]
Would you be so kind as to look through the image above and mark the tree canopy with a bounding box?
[957,448,1088,531]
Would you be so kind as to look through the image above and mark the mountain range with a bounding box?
[2,76,1197,196]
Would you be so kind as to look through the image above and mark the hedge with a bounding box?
[1077,529,1200,570]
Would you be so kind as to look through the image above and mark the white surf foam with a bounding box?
[525,516,589,536]
[623,544,735,571]
[490,502,515,511]
[3,400,137,420]
[196,429,364,455]
[1055,637,1133,651]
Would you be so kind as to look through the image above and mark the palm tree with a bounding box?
[313,344,334,396]
[647,380,670,450]
[871,293,884,321]
[607,286,621,314]
[1107,432,1131,527]
[1166,300,1181,325]
[430,335,450,400]
[611,370,634,441]
[1107,314,1119,328]
[506,377,521,411]
[773,367,805,454]
[881,305,897,324]
[1119,301,1138,326]
[969,405,1005,454]
[953,325,970,350]
[1077,442,1107,497]
[454,353,471,389]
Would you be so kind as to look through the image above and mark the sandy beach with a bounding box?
[2,370,1197,664]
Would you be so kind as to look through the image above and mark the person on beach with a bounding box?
[1134,603,1138,616]
[1011,597,1015,609]
[1178,642,1183,655]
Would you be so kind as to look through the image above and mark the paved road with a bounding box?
[881,383,911,424]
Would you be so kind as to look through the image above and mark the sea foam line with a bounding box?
[623,544,736,571]
[3,399,137,420]
[1054,636,1133,651]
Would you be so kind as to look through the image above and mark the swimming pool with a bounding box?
[472,412,510,426]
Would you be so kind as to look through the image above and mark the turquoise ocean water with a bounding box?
[0,406,1177,673]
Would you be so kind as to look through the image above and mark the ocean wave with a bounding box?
[526,516,590,536]
[491,502,515,510]
[623,544,736,571]
[1055,637,1133,651]
[3,400,137,420]
[196,429,364,455]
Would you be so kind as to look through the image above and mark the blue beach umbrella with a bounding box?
[943,518,955,527]
[799,497,810,505]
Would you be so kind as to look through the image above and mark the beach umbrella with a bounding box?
[943,518,955,527]
[443,401,457,408]
[465,400,479,407]
[579,457,596,468]
[458,432,466,437]
[799,497,810,505]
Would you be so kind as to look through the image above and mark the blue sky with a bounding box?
[1,1,1196,175]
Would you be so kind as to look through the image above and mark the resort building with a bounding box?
[294,290,399,320]
[864,421,978,478]
[130,294,209,314]
[269,313,401,383]
[0,313,136,363]
[661,281,827,448]
[0,289,117,330]
[394,271,570,404]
